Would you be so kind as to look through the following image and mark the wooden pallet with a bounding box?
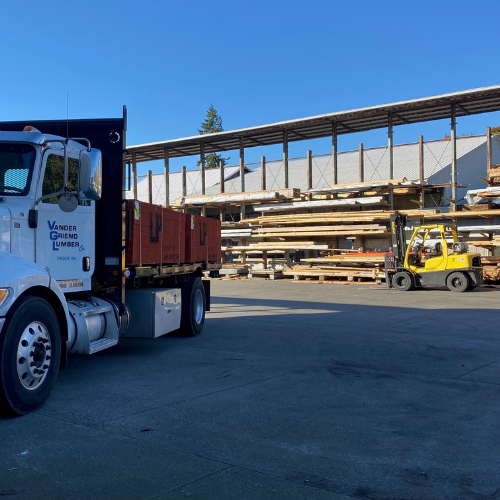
[247,269,289,280]
[284,266,385,281]
[219,267,249,276]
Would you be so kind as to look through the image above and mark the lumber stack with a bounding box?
[221,205,500,284]
[479,256,500,281]
[221,208,411,281]
[284,252,386,282]
[488,165,500,185]
[246,209,439,226]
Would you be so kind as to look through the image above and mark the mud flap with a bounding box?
[202,280,211,311]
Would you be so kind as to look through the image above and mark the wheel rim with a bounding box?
[16,321,52,391]
[194,289,204,324]
[452,277,463,288]
[397,276,408,288]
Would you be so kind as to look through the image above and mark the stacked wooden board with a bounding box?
[221,206,500,283]
[221,209,432,281]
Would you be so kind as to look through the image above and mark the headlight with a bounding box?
[0,289,10,306]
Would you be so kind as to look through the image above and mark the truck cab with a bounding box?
[0,130,97,288]
[0,114,218,415]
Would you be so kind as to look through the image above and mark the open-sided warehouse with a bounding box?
[123,86,500,284]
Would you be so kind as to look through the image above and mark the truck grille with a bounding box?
[472,256,481,267]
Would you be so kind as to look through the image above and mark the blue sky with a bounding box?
[1,0,499,176]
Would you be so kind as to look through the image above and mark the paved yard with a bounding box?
[1,280,500,499]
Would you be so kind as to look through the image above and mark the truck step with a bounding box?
[89,338,118,355]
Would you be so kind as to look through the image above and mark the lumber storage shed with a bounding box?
[124,86,500,282]
[126,85,500,213]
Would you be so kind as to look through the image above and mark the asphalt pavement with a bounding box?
[1,280,500,499]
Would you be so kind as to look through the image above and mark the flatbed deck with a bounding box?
[126,261,222,279]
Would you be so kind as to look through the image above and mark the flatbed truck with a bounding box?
[0,108,220,415]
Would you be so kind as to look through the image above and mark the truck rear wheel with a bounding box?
[446,272,469,293]
[0,297,61,415]
[180,277,206,336]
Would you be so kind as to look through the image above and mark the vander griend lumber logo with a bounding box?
[48,220,86,252]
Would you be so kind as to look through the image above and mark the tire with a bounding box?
[180,277,206,336]
[392,271,415,291]
[446,272,469,293]
[0,297,61,416]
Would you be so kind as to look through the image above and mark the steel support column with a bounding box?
[487,127,492,209]
[219,160,225,194]
[220,158,225,224]
[200,143,206,195]
[147,170,153,204]
[419,135,424,209]
[240,137,245,220]
[359,143,364,182]
[283,129,289,188]
[451,104,457,211]
[200,143,206,215]
[487,126,492,170]
[388,113,394,209]
[332,122,338,185]
[261,156,266,190]
[132,152,138,200]
[307,150,312,191]
[181,166,187,213]
[163,147,169,207]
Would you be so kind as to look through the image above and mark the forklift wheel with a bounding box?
[392,271,415,291]
[446,272,469,293]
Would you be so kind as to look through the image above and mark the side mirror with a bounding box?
[78,149,102,200]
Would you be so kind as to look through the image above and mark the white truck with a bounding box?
[0,109,220,415]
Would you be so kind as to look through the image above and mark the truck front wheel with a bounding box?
[0,297,61,415]
[180,277,206,336]
[392,271,415,291]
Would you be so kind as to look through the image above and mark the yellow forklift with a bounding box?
[385,214,483,292]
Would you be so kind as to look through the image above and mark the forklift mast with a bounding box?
[390,213,407,267]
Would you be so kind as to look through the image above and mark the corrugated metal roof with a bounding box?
[126,85,500,162]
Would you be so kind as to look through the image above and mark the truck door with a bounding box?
[36,152,95,292]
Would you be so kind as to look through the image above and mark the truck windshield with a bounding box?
[0,143,36,196]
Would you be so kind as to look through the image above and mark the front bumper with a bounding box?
[0,318,4,335]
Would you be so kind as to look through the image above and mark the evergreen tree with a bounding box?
[198,105,229,169]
